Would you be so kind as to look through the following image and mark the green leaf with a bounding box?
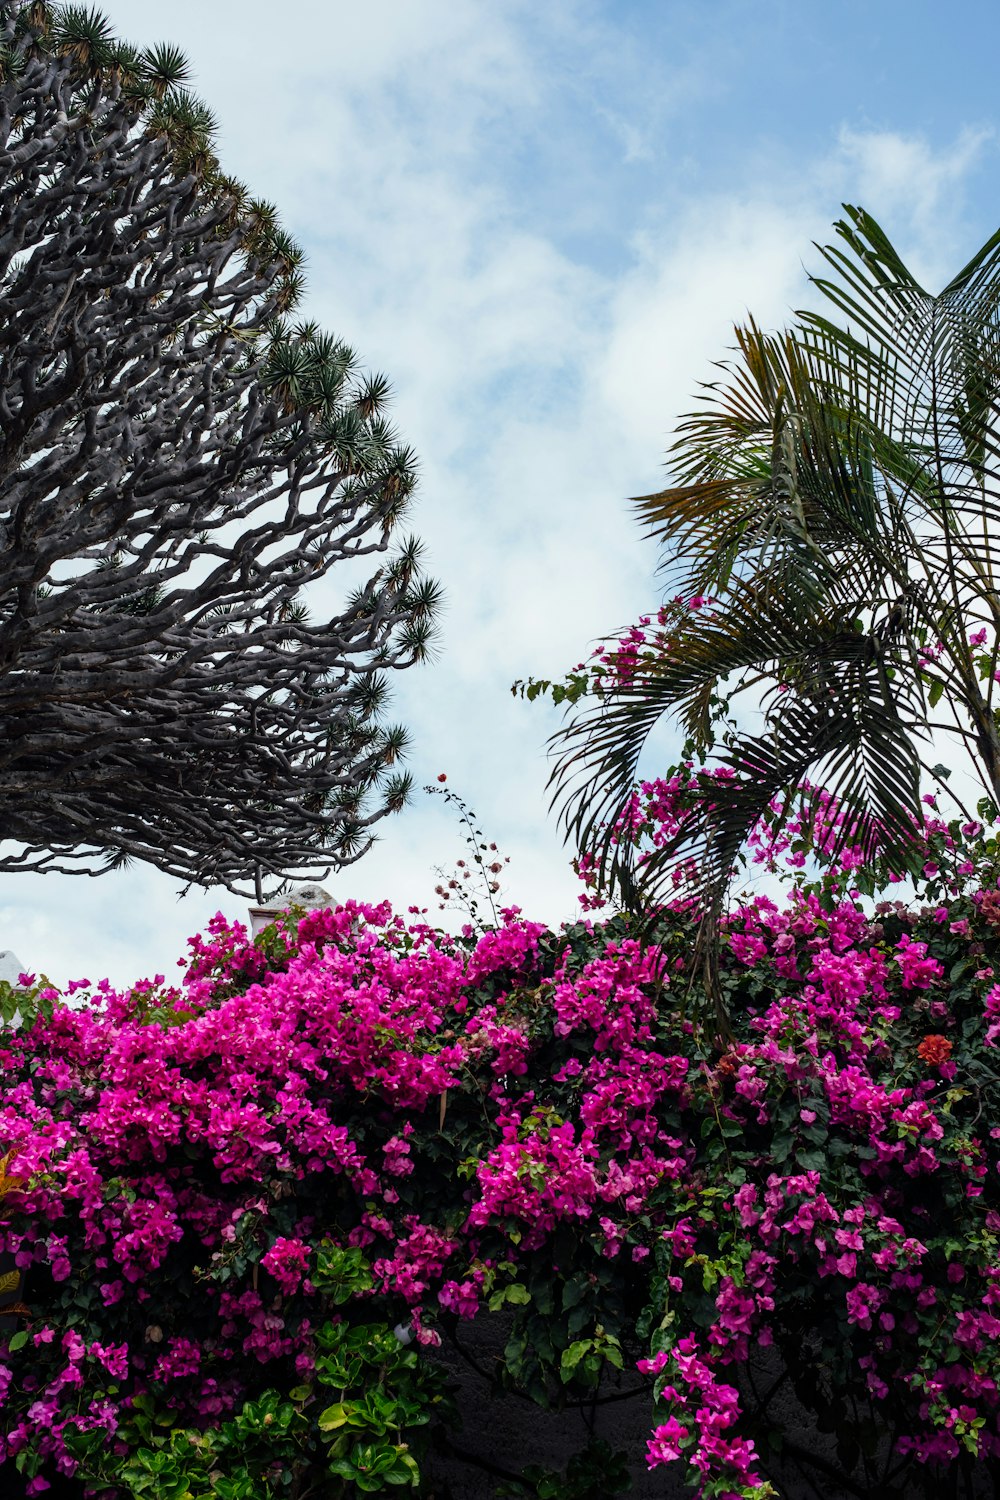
[561,1277,588,1311]
[567,1303,592,1336]
[489,1281,531,1310]
[795,1148,826,1171]
[560,1340,593,1381]
[317,1402,351,1431]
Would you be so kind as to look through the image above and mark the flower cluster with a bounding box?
[4,868,1000,1495]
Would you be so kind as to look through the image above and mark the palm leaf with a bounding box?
[549,208,1000,1004]
[553,587,923,904]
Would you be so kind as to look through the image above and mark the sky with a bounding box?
[4,0,1000,987]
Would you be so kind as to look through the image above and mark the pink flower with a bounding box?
[646,1416,689,1465]
[260,1238,311,1295]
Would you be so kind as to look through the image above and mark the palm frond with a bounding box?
[551,207,1000,976]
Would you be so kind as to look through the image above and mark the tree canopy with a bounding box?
[547,207,1000,920]
[0,0,438,893]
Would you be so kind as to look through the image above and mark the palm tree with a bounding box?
[551,207,1000,945]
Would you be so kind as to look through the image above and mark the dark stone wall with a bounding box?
[423,1314,675,1498]
[422,1320,997,1500]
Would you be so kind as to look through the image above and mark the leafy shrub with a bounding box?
[3,869,1000,1495]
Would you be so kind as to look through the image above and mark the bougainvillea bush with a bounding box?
[5,860,1000,1496]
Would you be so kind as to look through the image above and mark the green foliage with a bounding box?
[314,1321,447,1492]
[66,1319,450,1499]
[502,1439,632,1499]
[96,1388,311,1500]
[511,673,592,707]
[0,973,55,1028]
[313,1242,376,1304]
[543,207,1000,927]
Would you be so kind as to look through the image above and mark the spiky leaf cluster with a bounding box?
[0,0,438,891]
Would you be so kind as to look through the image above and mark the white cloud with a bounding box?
[0,2,992,987]
[598,199,824,461]
[833,125,993,265]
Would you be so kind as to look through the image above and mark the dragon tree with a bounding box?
[0,2,439,896]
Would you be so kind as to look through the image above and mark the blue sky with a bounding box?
[3,0,1000,985]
